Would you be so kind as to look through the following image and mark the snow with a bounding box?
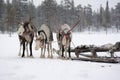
[0,32,120,80]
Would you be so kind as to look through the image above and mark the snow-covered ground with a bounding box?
[0,32,120,80]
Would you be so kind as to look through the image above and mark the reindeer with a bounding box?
[57,24,72,59]
[35,24,53,58]
[18,21,36,57]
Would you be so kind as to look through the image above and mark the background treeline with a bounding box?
[0,0,120,34]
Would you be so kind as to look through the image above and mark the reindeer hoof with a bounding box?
[57,56,61,59]
[18,53,21,56]
[65,57,70,60]
[68,57,71,60]
[50,55,53,59]
[59,56,65,60]
[40,55,42,58]
[29,55,34,58]
[21,55,25,58]
[40,55,45,58]
[43,55,45,58]
[61,55,65,58]
[47,55,51,58]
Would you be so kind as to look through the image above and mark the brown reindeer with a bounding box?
[18,21,36,57]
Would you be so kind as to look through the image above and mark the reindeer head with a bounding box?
[17,22,24,36]
[35,34,45,50]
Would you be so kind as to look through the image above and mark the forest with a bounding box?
[0,0,120,34]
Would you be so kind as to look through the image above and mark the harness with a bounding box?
[38,30,47,43]
[62,29,71,42]
[65,34,69,40]
[59,31,71,47]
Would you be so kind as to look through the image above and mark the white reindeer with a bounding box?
[35,24,53,58]
[57,24,72,59]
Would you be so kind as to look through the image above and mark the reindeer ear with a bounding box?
[18,22,21,27]
[18,21,24,27]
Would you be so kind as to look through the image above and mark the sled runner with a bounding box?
[71,57,119,63]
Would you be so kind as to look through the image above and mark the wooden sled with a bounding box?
[71,57,119,63]
[53,42,120,63]
[71,45,120,58]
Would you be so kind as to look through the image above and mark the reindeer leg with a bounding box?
[18,43,22,56]
[22,41,25,57]
[43,44,46,58]
[61,45,64,58]
[50,42,53,58]
[40,47,43,58]
[25,42,29,57]
[68,44,71,58]
[29,41,33,57]
[59,41,62,56]
[47,44,50,58]
[65,47,68,59]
